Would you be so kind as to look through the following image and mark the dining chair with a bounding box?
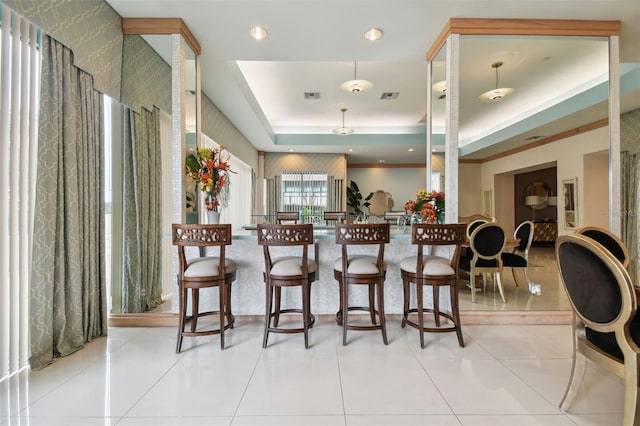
[324,211,347,225]
[466,219,488,239]
[400,223,467,348]
[459,222,507,303]
[276,211,299,224]
[258,224,317,348]
[334,223,390,345]
[576,226,630,268]
[172,224,236,352]
[501,220,534,289]
[556,234,640,426]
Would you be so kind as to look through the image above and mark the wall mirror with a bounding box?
[110,20,201,319]
[427,19,620,313]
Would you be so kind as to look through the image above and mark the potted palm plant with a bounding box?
[346,180,373,219]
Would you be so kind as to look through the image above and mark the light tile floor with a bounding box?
[0,319,625,426]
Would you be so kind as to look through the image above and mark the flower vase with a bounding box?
[207,210,220,224]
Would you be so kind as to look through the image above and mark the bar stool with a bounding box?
[276,211,299,224]
[172,224,236,352]
[323,211,346,225]
[258,224,317,348]
[400,223,467,348]
[334,223,390,345]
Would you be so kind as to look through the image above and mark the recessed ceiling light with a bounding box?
[378,159,386,163]
[364,28,383,41]
[408,148,414,152]
[249,26,268,40]
[348,149,353,152]
[288,148,294,152]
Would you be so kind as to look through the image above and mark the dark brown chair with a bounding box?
[400,223,467,348]
[258,224,317,348]
[556,234,640,425]
[459,222,507,303]
[576,226,630,268]
[334,223,390,345]
[276,211,299,224]
[172,224,236,352]
[324,211,346,224]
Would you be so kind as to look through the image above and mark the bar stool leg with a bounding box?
[401,279,410,328]
[273,287,281,327]
[226,281,234,328]
[450,281,465,347]
[176,283,186,353]
[377,279,388,345]
[417,282,424,348]
[433,286,440,327]
[342,278,349,346]
[302,281,310,349]
[368,284,376,324]
[219,283,225,349]
[191,289,199,332]
[263,284,273,348]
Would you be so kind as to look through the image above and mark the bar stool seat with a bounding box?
[400,223,466,348]
[172,224,236,353]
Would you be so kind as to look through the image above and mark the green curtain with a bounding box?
[30,35,106,370]
[622,151,639,284]
[122,107,163,313]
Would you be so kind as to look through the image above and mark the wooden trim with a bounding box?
[258,151,265,156]
[108,312,571,327]
[122,18,201,55]
[459,310,572,325]
[479,118,609,163]
[427,18,620,62]
[348,163,426,169]
[108,313,178,327]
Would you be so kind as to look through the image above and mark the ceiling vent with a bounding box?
[304,92,321,100]
[525,135,544,141]
[380,92,399,100]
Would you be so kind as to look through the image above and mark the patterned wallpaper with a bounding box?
[2,0,123,100]
[265,153,346,179]
[622,108,640,155]
[202,95,258,170]
[120,35,171,114]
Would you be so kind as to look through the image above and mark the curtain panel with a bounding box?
[30,35,106,370]
[121,106,163,313]
[622,151,639,284]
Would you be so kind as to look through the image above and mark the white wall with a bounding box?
[347,167,427,212]
[478,126,609,236]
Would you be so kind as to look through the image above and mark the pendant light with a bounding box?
[478,61,514,102]
[333,108,354,135]
[340,62,373,94]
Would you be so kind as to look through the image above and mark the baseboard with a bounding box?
[108,311,572,327]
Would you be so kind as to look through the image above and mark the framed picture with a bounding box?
[563,177,577,229]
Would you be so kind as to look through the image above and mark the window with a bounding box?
[281,172,328,223]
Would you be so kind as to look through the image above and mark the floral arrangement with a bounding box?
[404,189,445,223]
[185,145,234,211]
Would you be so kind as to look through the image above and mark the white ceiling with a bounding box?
[105,0,640,164]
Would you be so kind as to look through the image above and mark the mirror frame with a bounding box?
[111,19,202,325]
[426,18,621,233]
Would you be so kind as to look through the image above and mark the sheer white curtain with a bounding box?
[200,133,252,230]
[0,7,40,380]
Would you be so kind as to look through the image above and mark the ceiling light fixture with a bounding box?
[333,108,354,135]
[340,61,373,94]
[478,61,514,102]
[249,26,268,40]
[364,28,383,41]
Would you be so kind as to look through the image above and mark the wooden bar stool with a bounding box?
[400,223,467,348]
[258,224,317,348]
[172,224,236,352]
[323,211,346,225]
[334,223,390,345]
[276,211,299,224]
